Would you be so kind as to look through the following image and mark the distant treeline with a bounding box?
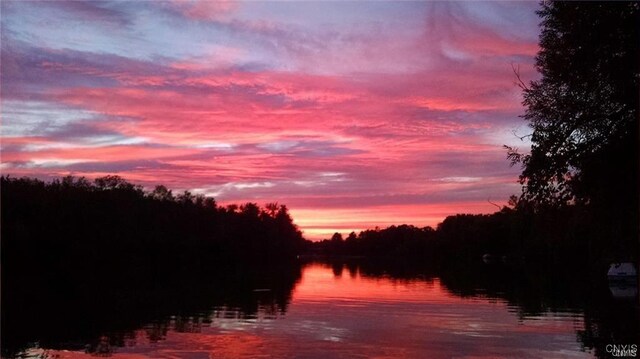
[306,197,638,268]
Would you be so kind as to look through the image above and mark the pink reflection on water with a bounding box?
[27,263,591,359]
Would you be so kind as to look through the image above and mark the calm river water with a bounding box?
[7,260,639,359]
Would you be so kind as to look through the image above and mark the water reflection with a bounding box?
[3,260,638,358]
[2,261,302,358]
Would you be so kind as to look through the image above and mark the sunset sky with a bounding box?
[1,1,540,240]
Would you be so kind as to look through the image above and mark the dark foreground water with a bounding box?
[3,260,638,359]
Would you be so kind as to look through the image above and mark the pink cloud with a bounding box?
[3,144,199,163]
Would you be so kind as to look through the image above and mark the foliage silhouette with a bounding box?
[505,1,639,258]
[507,1,638,206]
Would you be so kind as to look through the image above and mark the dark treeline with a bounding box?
[307,225,438,261]
[307,200,637,272]
[2,174,305,272]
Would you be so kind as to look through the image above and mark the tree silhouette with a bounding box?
[507,2,639,209]
[150,185,174,201]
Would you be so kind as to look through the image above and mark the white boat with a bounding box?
[607,262,638,279]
